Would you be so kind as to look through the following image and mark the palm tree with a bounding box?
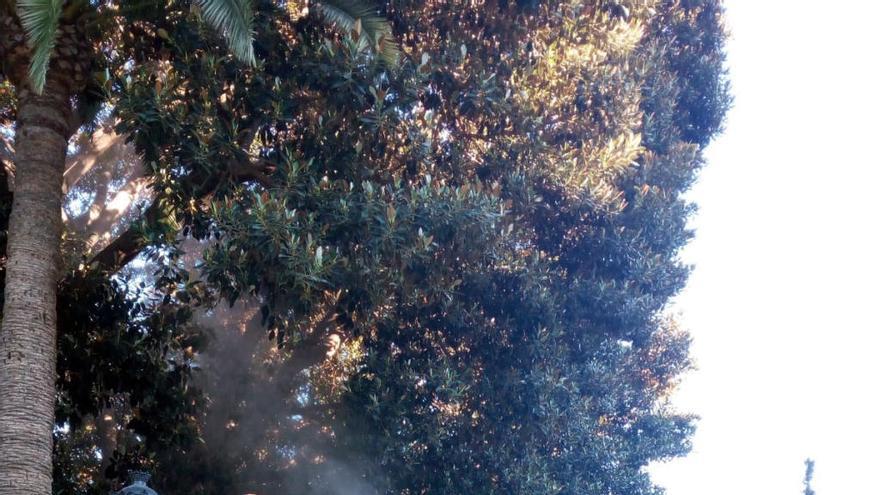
[0,1,397,493]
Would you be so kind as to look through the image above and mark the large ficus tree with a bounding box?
[0,0,729,493]
[0,0,395,492]
[179,2,729,493]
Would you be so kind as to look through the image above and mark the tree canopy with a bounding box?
[0,0,730,493]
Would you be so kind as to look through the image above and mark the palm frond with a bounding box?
[16,0,63,94]
[316,0,400,67]
[195,0,256,65]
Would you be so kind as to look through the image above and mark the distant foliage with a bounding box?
[803,458,816,495]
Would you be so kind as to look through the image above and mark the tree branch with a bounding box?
[83,154,276,275]
[229,156,276,187]
[270,311,342,382]
[0,133,11,163]
[0,134,13,192]
[0,155,13,219]
[82,176,151,251]
[63,119,134,194]
[85,199,160,274]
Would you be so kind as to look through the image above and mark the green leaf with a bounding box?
[316,0,401,67]
[195,0,256,65]
[16,0,63,94]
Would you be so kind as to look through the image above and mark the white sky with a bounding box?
[650,1,880,494]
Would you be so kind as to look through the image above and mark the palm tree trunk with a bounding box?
[0,75,72,495]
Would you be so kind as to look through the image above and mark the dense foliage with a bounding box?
[0,0,729,493]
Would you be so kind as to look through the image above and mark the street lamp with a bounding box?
[113,471,159,495]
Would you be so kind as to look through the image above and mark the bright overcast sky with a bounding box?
[650,1,880,494]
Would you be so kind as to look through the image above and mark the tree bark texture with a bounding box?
[0,76,71,495]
